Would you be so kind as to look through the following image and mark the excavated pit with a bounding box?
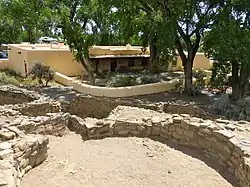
[0,86,37,105]
[1,86,250,187]
[21,134,237,187]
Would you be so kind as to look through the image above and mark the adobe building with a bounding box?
[89,45,150,73]
[2,43,212,77]
[7,43,83,77]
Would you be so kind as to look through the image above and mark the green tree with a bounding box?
[59,0,101,85]
[204,1,250,101]
[114,0,177,71]
[7,0,55,43]
[114,0,220,95]
[0,0,23,44]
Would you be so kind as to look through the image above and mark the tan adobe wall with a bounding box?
[72,79,179,98]
[54,72,74,86]
[0,60,9,69]
[54,72,180,98]
[26,50,84,77]
[168,53,213,71]
[7,47,27,76]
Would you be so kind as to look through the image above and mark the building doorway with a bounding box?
[110,59,117,72]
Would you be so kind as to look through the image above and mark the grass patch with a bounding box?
[0,68,57,86]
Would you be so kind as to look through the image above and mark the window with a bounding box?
[18,52,21,55]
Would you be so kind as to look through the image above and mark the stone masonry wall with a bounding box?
[0,133,49,187]
[68,95,216,120]
[0,85,40,105]
[0,111,69,187]
[1,85,250,187]
[68,106,250,187]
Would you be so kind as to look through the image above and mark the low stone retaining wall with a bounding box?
[54,72,73,86]
[15,113,70,136]
[0,133,49,187]
[15,101,61,117]
[68,106,250,187]
[0,85,39,105]
[68,95,216,119]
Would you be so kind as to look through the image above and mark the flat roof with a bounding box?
[8,43,70,52]
[90,54,150,59]
[91,45,149,50]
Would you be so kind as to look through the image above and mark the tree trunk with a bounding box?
[183,58,193,95]
[80,56,95,86]
[231,62,249,101]
[231,61,240,101]
[148,37,158,72]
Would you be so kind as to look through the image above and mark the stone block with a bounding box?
[180,120,190,130]
[183,130,194,138]
[197,128,211,137]
[117,130,130,136]
[168,125,176,132]
[176,127,184,135]
[188,122,200,131]
[159,132,169,139]
[172,132,181,139]
[214,130,235,142]
[0,143,11,151]
[137,125,146,132]
[0,132,15,141]
[173,116,182,124]
[151,126,160,135]
[0,149,13,160]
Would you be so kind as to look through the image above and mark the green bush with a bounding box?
[209,61,231,93]
[0,68,21,78]
[28,62,55,86]
[140,75,159,84]
[0,72,20,85]
[193,69,207,89]
[107,75,137,87]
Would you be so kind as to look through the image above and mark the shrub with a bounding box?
[0,72,20,85]
[0,68,21,78]
[28,63,55,86]
[193,69,207,90]
[209,61,231,93]
[174,79,184,93]
[107,75,137,87]
[212,94,250,120]
[140,75,159,84]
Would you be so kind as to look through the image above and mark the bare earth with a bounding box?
[21,133,235,187]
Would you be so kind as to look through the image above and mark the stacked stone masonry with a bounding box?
[0,85,65,187]
[68,95,217,119]
[68,106,250,187]
[1,85,250,187]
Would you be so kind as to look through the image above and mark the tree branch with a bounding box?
[175,36,187,65]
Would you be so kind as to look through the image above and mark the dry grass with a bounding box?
[0,68,57,86]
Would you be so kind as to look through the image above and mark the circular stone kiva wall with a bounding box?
[68,106,250,187]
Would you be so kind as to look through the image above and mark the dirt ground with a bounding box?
[21,133,237,187]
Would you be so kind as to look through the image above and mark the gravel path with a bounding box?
[21,133,237,187]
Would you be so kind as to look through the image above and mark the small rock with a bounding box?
[0,143,11,151]
[225,124,236,131]
[216,119,230,124]
[0,132,15,141]
[0,178,8,186]
[146,153,154,157]
[238,120,248,125]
